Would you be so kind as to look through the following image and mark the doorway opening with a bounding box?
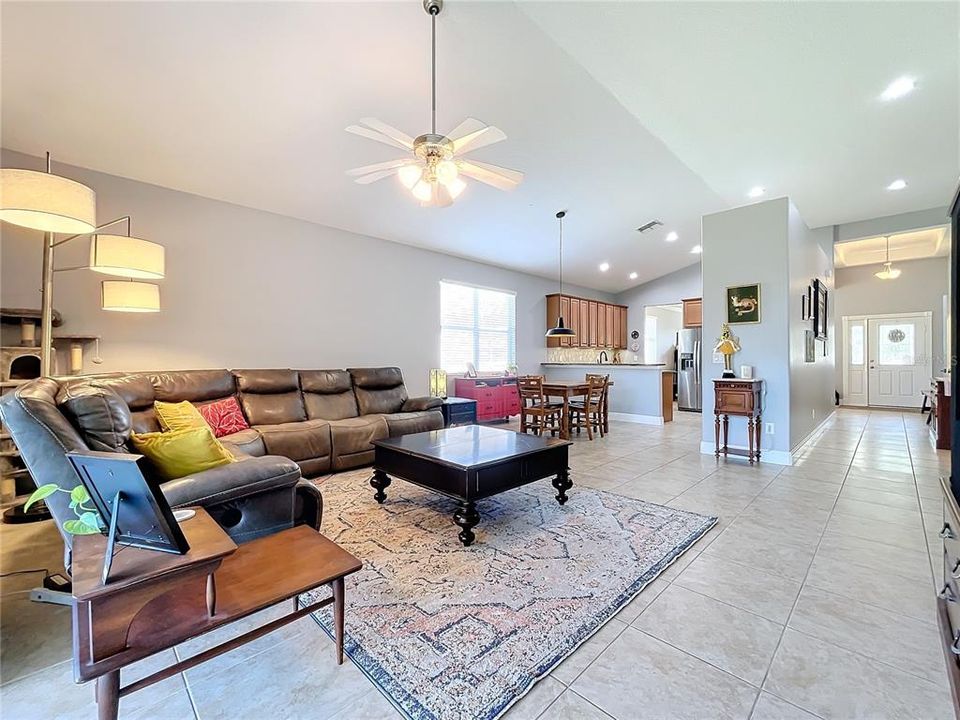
[841,311,933,408]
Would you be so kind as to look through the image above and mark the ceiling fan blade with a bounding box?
[446,117,487,142]
[458,160,523,191]
[346,159,412,177]
[346,124,411,151]
[353,169,399,185]
[453,125,507,155]
[359,118,415,149]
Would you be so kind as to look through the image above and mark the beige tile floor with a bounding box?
[0,408,952,719]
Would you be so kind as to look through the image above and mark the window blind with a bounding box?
[440,281,516,373]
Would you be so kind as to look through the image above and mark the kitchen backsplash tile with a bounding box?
[547,347,621,364]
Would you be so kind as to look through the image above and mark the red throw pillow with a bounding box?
[196,396,249,438]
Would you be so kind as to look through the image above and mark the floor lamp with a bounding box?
[0,153,164,377]
[0,152,164,550]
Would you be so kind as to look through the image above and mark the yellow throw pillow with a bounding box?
[154,400,208,432]
[130,426,234,481]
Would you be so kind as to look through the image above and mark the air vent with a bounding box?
[636,220,663,233]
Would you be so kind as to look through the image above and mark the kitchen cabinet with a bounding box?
[560,296,572,346]
[682,297,702,328]
[579,300,590,348]
[546,294,628,349]
[569,298,580,347]
[613,306,627,349]
[588,302,598,347]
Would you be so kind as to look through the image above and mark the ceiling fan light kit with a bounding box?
[346,0,523,207]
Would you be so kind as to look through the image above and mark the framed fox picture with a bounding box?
[726,283,761,324]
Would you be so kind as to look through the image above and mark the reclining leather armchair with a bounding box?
[0,378,322,572]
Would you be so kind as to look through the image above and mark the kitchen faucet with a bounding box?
[598,351,608,364]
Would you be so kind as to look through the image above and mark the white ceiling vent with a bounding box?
[636,220,663,233]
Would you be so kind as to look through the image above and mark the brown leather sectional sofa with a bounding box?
[0,366,441,567]
[76,366,443,476]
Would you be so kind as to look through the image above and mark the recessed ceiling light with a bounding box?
[690,245,702,254]
[629,272,638,280]
[887,179,907,191]
[599,262,610,272]
[881,76,915,101]
[665,231,679,242]
[748,186,765,198]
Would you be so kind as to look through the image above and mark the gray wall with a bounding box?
[615,262,701,339]
[0,149,614,395]
[701,198,792,456]
[787,203,835,448]
[832,206,949,243]
[833,256,951,394]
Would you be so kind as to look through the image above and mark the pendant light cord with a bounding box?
[557,211,566,298]
[431,8,437,135]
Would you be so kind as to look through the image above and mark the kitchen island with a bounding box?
[540,363,674,424]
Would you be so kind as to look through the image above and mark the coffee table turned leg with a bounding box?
[453,501,480,546]
[553,468,572,505]
[370,469,391,504]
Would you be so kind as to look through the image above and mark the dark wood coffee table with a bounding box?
[370,425,572,546]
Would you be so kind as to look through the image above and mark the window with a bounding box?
[878,323,915,366]
[644,315,658,364]
[440,281,516,373]
[849,324,864,366]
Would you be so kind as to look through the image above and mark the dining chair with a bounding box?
[517,375,562,437]
[569,375,607,440]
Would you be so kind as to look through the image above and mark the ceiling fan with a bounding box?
[345,0,523,208]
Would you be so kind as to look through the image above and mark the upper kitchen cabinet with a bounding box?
[546,294,628,349]
[682,297,702,328]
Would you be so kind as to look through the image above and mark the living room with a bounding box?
[1,2,958,720]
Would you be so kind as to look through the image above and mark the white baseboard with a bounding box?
[609,412,664,426]
[790,410,837,454]
[699,441,793,466]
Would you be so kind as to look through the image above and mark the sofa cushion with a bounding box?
[254,420,331,463]
[220,428,265,457]
[382,410,444,437]
[154,400,207,432]
[300,370,359,420]
[130,426,235,481]
[93,374,159,433]
[150,370,236,403]
[234,369,299,394]
[348,367,409,415]
[234,369,306,426]
[196,396,250,437]
[329,415,388,458]
[55,383,132,451]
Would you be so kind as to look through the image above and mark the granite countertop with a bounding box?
[540,363,670,370]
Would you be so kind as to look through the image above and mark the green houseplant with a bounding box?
[24,484,103,535]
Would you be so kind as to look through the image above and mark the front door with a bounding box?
[866,314,932,408]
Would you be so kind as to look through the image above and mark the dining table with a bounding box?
[541,379,614,440]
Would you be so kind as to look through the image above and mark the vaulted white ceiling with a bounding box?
[2,2,956,293]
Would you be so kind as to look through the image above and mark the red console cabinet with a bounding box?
[454,378,520,422]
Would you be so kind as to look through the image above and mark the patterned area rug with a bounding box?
[301,472,716,720]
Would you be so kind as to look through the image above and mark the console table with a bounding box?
[71,508,361,720]
[453,377,521,422]
[713,378,763,463]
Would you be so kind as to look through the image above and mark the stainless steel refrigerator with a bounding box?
[677,328,702,412]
